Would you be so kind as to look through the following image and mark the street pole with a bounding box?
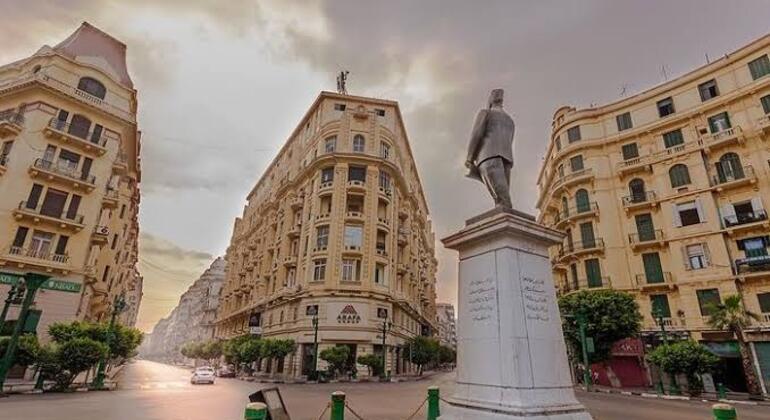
[91,294,126,390]
[311,315,319,376]
[577,312,592,391]
[380,320,390,378]
[654,310,680,395]
[0,273,49,395]
[0,284,19,329]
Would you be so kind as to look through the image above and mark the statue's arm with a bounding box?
[466,110,487,166]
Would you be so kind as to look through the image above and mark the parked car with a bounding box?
[191,367,216,384]
[217,365,235,378]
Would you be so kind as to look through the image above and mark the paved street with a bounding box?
[1,360,769,420]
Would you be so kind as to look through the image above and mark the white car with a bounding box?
[191,367,216,384]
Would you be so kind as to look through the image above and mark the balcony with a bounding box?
[316,213,331,223]
[553,202,599,229]
[102,188,119,208]
[13,201,85,231]
[43,119,108,156]
[29,158,96,192]
[378,186,392,200]
[710,165,756,191]
[724,210,769,235]
[282,255,297,267]
[558,238,605,260]
[622,191,658,212]
[616,156,652,177]
[736,255,770,278]
[342,245,362,255]
[757,114,770,133]
[550,168,595,196]
[700,126,744,151]
[633,272,676,292]
[346,210,364,221]
[347,179,366,191]
[0,110,24,137]
[375,245,388,258]
[628,229,667,250]
[0,154,8,176]
[92,225,110,244]
[112,152,128,175]
[378,217,391,230]
[319,180,334,193]
[287,225,301,238]
[560,276,612,295]
[1,245,70,271]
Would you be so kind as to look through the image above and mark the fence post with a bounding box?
[427,386,440,420]
[331,391,345,420]
[712,403,737,420]
[244,402,268,420]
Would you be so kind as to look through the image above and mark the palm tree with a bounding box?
[707,294,762,397]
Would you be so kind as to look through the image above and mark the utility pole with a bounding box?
[576,312,592,391]
[91,294,126,390]
[0,273,49,395]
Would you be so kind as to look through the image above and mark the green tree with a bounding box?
[558,289,642,363]
[706,294,763,397]
[198,340,223,367]
[437,345,456,367]
[405,336,440,375]
[648,340,719,396]
[0,334,41,367]
[238,338,263,373]
[356,353,383,376]
[320,345,350,378]
[38,338,108,391]
[48,321,143,360]
[260,339,296,376]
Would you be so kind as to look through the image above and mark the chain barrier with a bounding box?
[344,401,367,420]
[403,396,428,420]
[316,402,331,420]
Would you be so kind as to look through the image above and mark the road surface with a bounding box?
[0,360,768,419]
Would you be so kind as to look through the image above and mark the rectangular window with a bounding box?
[374,263,387,285]
[313,259,326,281]
[40,188,67,218]
[622,143,639,160]
[579,222,595,248]
[111,234,118,250]
[90,124,103,144]
[26,184,43,210]
[66,194,81,220]
[697,289,721,316]
[749,55,770,80]
[12,226,28,248]
[341,259,361,282]
[343,225,363,248]
[663,129,684,148]
[676,201,703,227]
[555,136,562,151]
[635,213,655,242]
[758,293,770,313]
[348,166,366,182]
[642,252,664,284]
[584,258,602,287]
[567,126,581,143]
[316,226,329,248]
[743,237,769,258]
[761,94,770,115]
[375,108,385,117]
[379,142,390,159]
[321,167,334,183]
[569,155,584,172]
[334,103,346,111]
[650,294,672,318]
[708,112,731,133]
[324,136,336,153]
[657,97,675,117]
[29,230,54,256]
[698,79,720,101]
[616,112,633,131]
[379,171,391,190]
[55,235,69,255]
[0,140,13,163]
[686,244,708,270]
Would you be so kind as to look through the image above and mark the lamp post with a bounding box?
[0,273,49,395]
[652,308,680,395]
[311,313,319,377]
[380,319,392,378]
[91,294,127,390]
[576,312,592,391]
[0,284,25,330]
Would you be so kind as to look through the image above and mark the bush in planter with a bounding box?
[38,337,108,391]
[647,340,719,396]
[319,345,350,378]
[0,334,40,367]
[357,354,383,377]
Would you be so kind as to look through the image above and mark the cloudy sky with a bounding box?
[3,1,770,332]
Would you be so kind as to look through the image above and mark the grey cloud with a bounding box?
[140,232,213,262]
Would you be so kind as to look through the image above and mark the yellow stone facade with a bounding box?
[0,23,142,336]
[215,91,438,377]
[536,34,770,346]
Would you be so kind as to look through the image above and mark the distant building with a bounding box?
[144,258,225,360]
[0,22,142,338]
[435,303,456,349]
[215,91,438,378]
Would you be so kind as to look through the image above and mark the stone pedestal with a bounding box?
[440,209,592,420]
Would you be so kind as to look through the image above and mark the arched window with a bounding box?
[575,189,590,213]
[717,152,744,181]
[68,114,91,139]
[669,164,691,188]
[77,77,106,99]
[629,178,646,202]
[353,134,365,153]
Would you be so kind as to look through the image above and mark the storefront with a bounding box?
[591,338,650,388]
[702,339,746,392]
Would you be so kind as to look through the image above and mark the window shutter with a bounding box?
[703,243,712,267]
[721,204,736,220]
[695,199,706,222]
[672,204,682,227]
[751,197,765,212]
[681,246,692,270]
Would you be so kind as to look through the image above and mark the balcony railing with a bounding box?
[711,165,754,187]
[17,200,85,225]
[700,126,743,148]
[46,118,108,147]
[724,210,768,227]
[735,255,770,274]
[32,158,96,185]
[629,229,665,244]
[561,276,612,294]
[0,110,24,126]
[634,271,674,287]
[557,202,599,223]
[622,191,657,207]
[7,245,69,264]
[559,238,605,257]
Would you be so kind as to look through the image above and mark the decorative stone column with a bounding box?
[440,209,592,420]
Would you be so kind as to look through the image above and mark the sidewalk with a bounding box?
[1,364,125,394]
[237,369,442,385]
[588,384,770,406]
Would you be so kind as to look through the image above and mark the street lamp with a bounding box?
[652,307,680,395]
[0,284,25,330]
[311,309,319,378]
[563,312,592,391]
[380,319,392,378]
[91,294,127,390]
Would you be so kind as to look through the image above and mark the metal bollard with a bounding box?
[717,382,727,400]
[331,391,346,420]
[427,386,440,420]
[244,402,268,420]
[712,403,737,420]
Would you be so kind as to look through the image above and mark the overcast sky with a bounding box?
[3,1,770,332]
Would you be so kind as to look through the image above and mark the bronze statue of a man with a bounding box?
[465,89,515,208]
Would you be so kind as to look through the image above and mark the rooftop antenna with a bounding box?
[661,64,670,81]
[705,53,711,64]
[620,83,629,97]
[336,70,350,95]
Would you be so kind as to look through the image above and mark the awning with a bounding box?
[702,341,740,358]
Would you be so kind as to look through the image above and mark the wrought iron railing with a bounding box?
[33,158,96,184]
[7,246,69,264]
[17,200,85,224]
[47,118,108,147]
[622,191,657,206]
[724,210,768,227]
[629,229,665,244]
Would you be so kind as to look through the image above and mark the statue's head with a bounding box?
[488,89,504,108]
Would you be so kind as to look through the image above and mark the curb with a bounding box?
[583,387,770,406]
[235,371,441,385]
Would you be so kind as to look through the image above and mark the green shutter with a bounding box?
[23,309,42,333]
[758,293,770,313]
[570,155,584,171]
[749,55,770,80]
[575,190,590,213]
[643,253,664,283]
[622,143,639,160]
[635,214,655,241]
[754,343,770,392]
[761,95,770,115]
[585,259,602,287]
[697,289,721,316]
[580,222,595,248]
[663,129,684,148]
[650,294,671,317]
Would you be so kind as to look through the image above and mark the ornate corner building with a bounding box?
[215,91,438,377]
[0,22,142,336]
[536,34,770,391]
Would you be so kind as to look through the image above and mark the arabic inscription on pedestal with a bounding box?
[468,277,496,324]
[522,276,550,323]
